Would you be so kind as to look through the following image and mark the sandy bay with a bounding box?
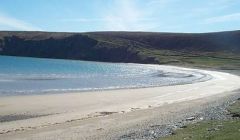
[0,66,240,139]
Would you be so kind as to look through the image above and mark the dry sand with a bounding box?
[0,66,240,140]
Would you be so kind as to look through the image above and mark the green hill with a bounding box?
[0,30,240,69]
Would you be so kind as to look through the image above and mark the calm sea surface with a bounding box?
[0,56,210,96]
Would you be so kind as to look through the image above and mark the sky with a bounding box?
[0,0,240,33]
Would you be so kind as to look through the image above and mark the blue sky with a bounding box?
[0,0,239,33]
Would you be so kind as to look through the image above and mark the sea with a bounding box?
[0,55,211,96]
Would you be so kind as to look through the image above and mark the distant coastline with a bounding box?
[0,30,240,70]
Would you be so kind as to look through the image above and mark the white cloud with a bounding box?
[60,0,178,32]
[61,18,103,22]
[61,17,154,23]
[204,13,240,24]
[147,0,174,7]
[179,0,234,19]
[101,0,158,31]
[0,13,42,31]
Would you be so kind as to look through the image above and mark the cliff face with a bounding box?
[1,35,96,59]
[0,33,143,63]
[0,31,161,63]
[0,30,240,66]
[88,31,240,53]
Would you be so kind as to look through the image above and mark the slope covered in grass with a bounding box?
[0,30,240,69]
[161,99,240,140]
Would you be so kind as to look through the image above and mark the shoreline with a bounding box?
[0,63,212,97]
[1,89,240,140]
[0,66,240,139]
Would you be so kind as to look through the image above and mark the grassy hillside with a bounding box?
[0,30,240,69]
[161,99,240,140]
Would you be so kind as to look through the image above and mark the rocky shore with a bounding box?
[118,70,240,140]
[119,90,240,140]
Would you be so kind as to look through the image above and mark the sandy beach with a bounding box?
[0,66,240,140]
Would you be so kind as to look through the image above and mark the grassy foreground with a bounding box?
[161,100,240,140]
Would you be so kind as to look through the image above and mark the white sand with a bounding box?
[0,65,240,139]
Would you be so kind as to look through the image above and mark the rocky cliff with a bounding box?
[0,30,240,68]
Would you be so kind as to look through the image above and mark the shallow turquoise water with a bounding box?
[0,56,210,96]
